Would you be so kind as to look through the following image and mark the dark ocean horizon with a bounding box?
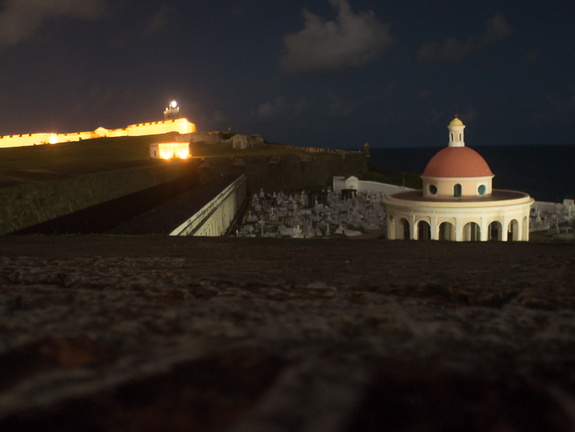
[369,144,575,203]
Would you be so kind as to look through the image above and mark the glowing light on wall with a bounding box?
[49,134,59,144]
[152,142,191,159]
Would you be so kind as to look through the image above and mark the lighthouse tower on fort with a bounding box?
[164,100,181,120]
[384,116,534,241]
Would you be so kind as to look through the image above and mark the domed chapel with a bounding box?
[383,116,534,241]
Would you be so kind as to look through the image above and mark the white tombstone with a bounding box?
[293,225,303,238]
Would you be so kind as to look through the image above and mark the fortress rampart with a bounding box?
[198,152,368,193]
[0,118,196,149]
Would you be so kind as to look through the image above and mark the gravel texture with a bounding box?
[0,235,574,431]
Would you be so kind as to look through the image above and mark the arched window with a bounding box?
[478,185,486,195]
[508,220,520,241]
[454,184,462,198]
[438,222,454,241]
[417,221,431,240]
[400,218,410,240]
[463,222,480,241]
[429,185,437,195]
[489,221,502,241]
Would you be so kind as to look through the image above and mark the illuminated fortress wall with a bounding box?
[0,118,197,149]
[126,118,196,136]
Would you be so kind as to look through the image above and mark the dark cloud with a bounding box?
[418,106,480,135]
[417,12,513,62]
[280,0,394,75]
[327,91,357,117]
[483,12,514,43]
[256,97,289,122]
[145,3,172,36]
[415,89,435,103]
[534,88,575,123]
[255,97,307,123]
[522,50,541,68]
[418,38,475,62]
[0,0,106,47]
[328,84,396,118]
[460,106,480,123]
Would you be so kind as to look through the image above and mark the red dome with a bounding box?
[422,146,493,178]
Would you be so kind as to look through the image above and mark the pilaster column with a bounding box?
[480,217,489,241]
[430,217,438,240]
[455,219,463,241]
[501,216,509,241]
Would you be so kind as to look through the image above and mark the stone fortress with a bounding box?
[0,101,197,149]
[0,100,267,156]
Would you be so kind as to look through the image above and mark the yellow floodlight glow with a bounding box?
[176,148,191,159]
[49,134,59,144]
[158,142,191,159]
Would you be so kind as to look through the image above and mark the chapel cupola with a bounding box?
[421,116,494,200]
[448,114,465,147]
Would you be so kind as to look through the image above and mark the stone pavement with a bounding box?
[0,236,574,431]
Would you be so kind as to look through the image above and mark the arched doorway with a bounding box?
[438,222,454,240]
[463,222,480,241]
[488,221,502,241]
[417,220,431,240]
[508,219,519,241]
[399,218,410,240]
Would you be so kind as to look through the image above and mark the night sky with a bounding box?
[1,0,574,149]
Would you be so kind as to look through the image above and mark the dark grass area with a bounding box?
[363,163,423,189]
[12,170,203,235]
[0,134,187,190]
[0,136,313,190]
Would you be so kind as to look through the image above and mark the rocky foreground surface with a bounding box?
[0,235,574,431]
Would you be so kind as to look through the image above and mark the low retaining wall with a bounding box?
[0,161,196,235]
[171,175,247,236]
